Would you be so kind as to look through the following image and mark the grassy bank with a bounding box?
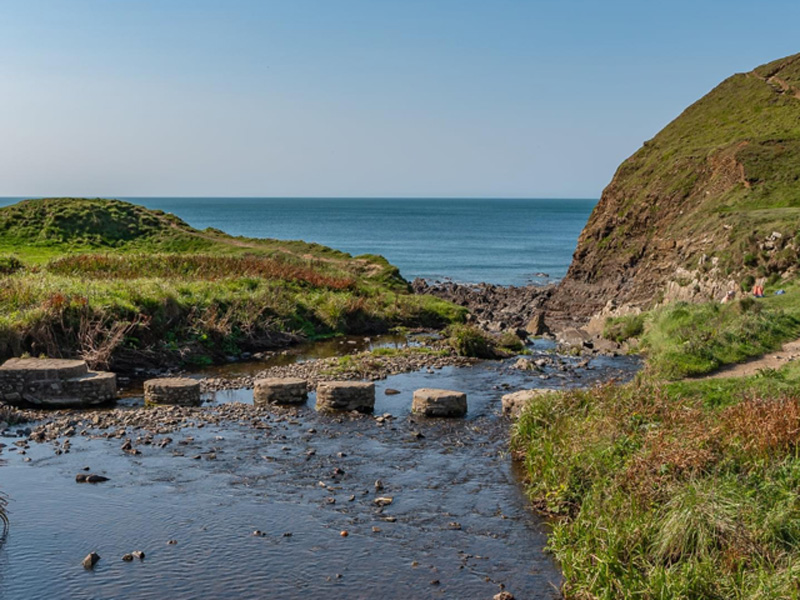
[513,288,800,598]
[605,282,800,380]
[0,198,464,370]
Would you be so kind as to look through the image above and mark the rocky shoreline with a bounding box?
[412,278,553,333]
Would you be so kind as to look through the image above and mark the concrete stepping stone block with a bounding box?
[412,388,467,418]
[316,381,375,413]
[254,378,308,405]
[144,377,201,406]
[0,357,116,408]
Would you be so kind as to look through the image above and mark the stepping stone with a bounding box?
[144,378,201,406]
[0,357,116,408]
[254,378,308,405]
[316,381,375,413]
[412,388,467,418]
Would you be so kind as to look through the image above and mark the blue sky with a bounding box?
[0,0,797,198]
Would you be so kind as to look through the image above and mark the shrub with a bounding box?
[603,313,646,343]
[496,331,524,353]
[0,256,23,275]
[446,324,498,358]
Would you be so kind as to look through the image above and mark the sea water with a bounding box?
[0,197,596,285]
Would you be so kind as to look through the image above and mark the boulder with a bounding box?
[501,389,558,418]
[254,378,308,405]
[412,388,467,418]
[556,327,593,351]
[316,381,375,413]
[524,311,549,336]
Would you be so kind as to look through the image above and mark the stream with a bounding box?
[0,339,639,600]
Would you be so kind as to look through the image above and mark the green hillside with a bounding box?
[551,53,800,318]
[0,198,463,369]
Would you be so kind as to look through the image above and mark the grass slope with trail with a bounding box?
[0,198,464,371]
[514,52,800,599]
[515,283,800,598]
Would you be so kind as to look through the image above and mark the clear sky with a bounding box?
[1,0,798,198]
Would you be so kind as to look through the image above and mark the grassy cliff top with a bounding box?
[0,197,404,287]
[553,52,800,317]
[0,197,347,258]
[609,51,800,249]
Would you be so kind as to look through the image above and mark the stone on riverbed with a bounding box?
[144,378,201,406]
[411,388,467,418]
[501,389,558,418]
[253,378,308,405]
[316,381,375,413]
[0,358,116,408]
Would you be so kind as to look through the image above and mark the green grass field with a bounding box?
[514,285,800,598]
[0,198,464,370]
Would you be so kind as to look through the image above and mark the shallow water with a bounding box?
[0,354,639,600]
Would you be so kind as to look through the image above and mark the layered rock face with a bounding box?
[548,53,800,325]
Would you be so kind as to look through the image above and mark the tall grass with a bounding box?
[512,371,800,598]
[47,253,357,290]
[0,268,463,368]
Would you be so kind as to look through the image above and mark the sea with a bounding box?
[0,197,596,286]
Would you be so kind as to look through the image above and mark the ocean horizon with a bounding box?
[0,197,597,286]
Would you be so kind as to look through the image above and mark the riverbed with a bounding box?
[0,343,638,600]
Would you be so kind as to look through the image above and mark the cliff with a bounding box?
[548,52,800,324]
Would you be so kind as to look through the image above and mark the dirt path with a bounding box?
[696,338,800,380]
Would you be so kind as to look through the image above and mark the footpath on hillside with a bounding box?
[696,338,800,379]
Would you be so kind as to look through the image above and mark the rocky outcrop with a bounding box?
[412,279,553,333]
[547,52,800,325]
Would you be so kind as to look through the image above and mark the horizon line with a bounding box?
[0,195,600,201]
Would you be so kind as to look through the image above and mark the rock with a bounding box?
[511,358,538,371]
[501,389,558,418]
[374,496,393,507]
[82,551,100,569]
[556,327,593,351]
[77,473,109,483]
[315,381,375,413]
[144,378,201,407]
[253,378,308,406]
[494,592,515,600]
[122,553,134,562]
[412,388,467,418]
[525,312,549,336]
